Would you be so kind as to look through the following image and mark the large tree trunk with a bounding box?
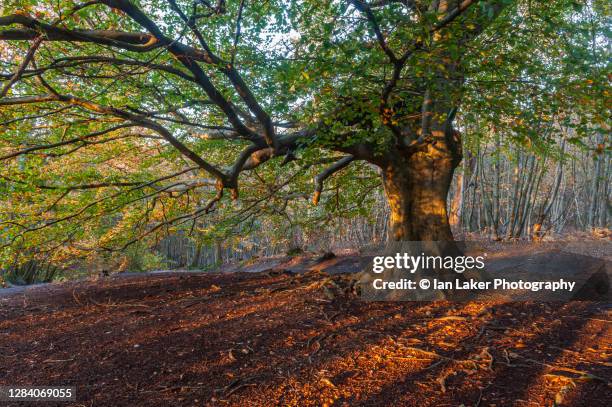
[381,134,460,242]
[357,132,467,300]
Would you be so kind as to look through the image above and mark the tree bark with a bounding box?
[381,132,460,242]
[449,171,463,228]
[363,130,470,300]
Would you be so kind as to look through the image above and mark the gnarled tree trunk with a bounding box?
[381,131,461,242]
[357,131,466,300]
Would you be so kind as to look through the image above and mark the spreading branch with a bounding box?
[0,93,227,181]
[312,155,355,205]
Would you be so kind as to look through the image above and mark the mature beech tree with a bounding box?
[0,0,607,264]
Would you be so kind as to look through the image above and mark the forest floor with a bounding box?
[0,244,611,406]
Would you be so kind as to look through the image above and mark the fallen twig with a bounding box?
[89,299,151,308]
[481,347,494,371]
[43,358,74,363]
[434,316,468,322]
[215,375,260,397]
[225,382,257,397]
[508,353,610,386]
[72,289,81,305]
[560,316,611,324]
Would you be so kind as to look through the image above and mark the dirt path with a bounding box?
[0,251,610,406]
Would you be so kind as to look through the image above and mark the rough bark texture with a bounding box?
[382,131,461,242]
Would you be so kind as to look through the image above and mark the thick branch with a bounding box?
[164,0,277,148]
[0,14,159,51]
[0,12,262,142]
[102,0,276,147]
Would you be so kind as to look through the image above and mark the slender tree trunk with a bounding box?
[192,240,202,268]
[492,132,501,239]
[506,151,521,239]
[214,241,222,264]
[468,153,479,231]
[456,150,474,229]
[449,172,463,228]
[599,157,611,227]
[533,142,565,240]
[587,154,601,229]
